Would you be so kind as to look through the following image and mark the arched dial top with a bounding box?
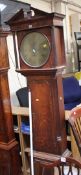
[20,32,50,68]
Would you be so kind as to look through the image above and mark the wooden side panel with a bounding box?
[54,27,66,66]
[0,37,9,68]
[56,72,67,153]
[0,32,22,175]
[0,71,15,142]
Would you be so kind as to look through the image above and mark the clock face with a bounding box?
[20,32,50,67]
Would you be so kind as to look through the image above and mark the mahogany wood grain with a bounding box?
[0,29,22,174]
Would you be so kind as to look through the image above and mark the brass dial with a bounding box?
[20,32,50,67]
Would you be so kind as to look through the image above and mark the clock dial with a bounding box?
[20,32,50,67]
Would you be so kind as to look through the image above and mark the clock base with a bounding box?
[0,140,22,175]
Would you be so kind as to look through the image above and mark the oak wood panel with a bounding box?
[0,30,22,175]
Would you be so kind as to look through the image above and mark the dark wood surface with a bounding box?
[27,72,67,154]
[0,29,22,175]
[8,7,68,175]
[34,151,81,175]
[68,106,81,156]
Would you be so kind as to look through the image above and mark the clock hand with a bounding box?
[32,48,36,54]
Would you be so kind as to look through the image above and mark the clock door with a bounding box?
[28,73,66,155]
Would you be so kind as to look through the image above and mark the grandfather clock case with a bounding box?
[7,8,67,158]
[0,29,22,174]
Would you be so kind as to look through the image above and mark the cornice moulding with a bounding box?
[55,0,81,7]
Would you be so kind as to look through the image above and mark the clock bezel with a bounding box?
[19,31,51,68]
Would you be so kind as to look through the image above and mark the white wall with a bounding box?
[7,34,27,106]
[17,0,52,12]
[65,1,81,72]
[54,0,81,73]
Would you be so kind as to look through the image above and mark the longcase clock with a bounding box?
[6,7,69,171]
[0,27,22,174]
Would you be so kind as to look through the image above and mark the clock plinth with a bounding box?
[6,7,69,174]
[0,30,22,174]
